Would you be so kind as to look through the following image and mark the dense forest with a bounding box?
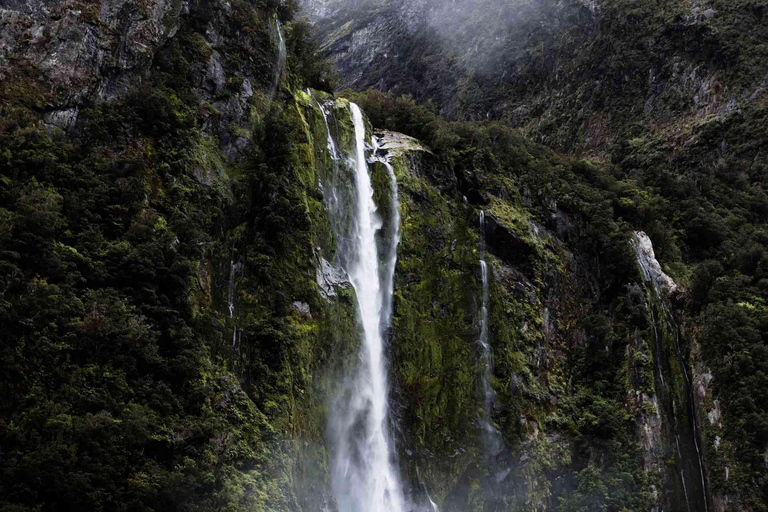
[0,0,767,510]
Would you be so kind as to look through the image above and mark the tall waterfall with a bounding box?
[270,17,286,99]
[478,211,501,455]
[329,103,405,512]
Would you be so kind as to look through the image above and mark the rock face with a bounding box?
[0,0,305,510]
[631,231,678,295]
[301,0,768,155]
[1,0,286,157]
[0,0,185,106]
[630,232,709,512]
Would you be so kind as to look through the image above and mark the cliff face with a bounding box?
[301,0,768,155]
[1,0,767,511]
[302,1,768,509]
[0,0,331,509]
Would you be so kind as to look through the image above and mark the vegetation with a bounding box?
[0,1,342,510]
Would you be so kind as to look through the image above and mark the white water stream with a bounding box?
[270,17,286,99]
[631,231,708,512]
[329,103,405,512]
[227,256,242,363]
[478,211,501,455]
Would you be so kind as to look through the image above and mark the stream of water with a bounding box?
[478,211,501,456]
[328,103,405,512]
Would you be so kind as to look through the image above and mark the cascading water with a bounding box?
[308,90,346,248]
[227,257,237,319]
[416,468,440,512]
[309,90,338,161]
[478,211,501,456]
[329,103,405,512]
[371,136,400,331]
[227,256,242,364]
[270,16,286,99]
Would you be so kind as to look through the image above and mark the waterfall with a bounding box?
[227,256,242,364]
[329,103,404,512]
[650,307,665,387]
[270,17,287,99]
[681,470,692,512]
[371,136,401,330]
[309,90,338,160]
[308,89,348,262]
[227,258,237,319]
[478,211,501,455]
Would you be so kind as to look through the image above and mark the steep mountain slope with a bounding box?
[0,0,337,508]
[302,1,768,509]
[301,0,768,154]
[1,0,767,511]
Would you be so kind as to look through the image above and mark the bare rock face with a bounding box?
[2,0,287,160]
[316,256,349,299]
[373,129,425,154]
[0,0,185,106]
[630,231,678,295]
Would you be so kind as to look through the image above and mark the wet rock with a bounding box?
[464,188,490,206]
[374,130,425,154]
[696,371,713,400]
[509,372,520,394]
[0,0,185,107]
[316,257,348,299]
[482,214,535,273]
[43,107,79,134]
[708,400,721,426]
[639,393,665,472]
[205,51,227,95]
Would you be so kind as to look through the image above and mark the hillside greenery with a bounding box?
[348,88,768,509]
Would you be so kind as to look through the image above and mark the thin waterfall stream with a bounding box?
[227,255,242,365]
[631,232,708,512]
[478,211,501,456]
[269,16,286,99]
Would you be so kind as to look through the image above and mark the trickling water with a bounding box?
[416,468,440,512]
[270,17,286,99]
[673,321,709,512]
[426,492,439,512]
[631,232,708,512]
[308,89,348,258]
[372,136,401,330]
[227,258,237,319]
[227,257,242,364]
[650,308,665,387]
[329,103,404,512]
[309,90,339,160]
[478,211,501,455]
[681,470,692,512]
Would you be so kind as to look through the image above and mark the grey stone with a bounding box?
[292,301,312,317]
[316,257,348,299]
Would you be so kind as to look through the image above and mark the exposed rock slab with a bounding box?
[630,231,678,295]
